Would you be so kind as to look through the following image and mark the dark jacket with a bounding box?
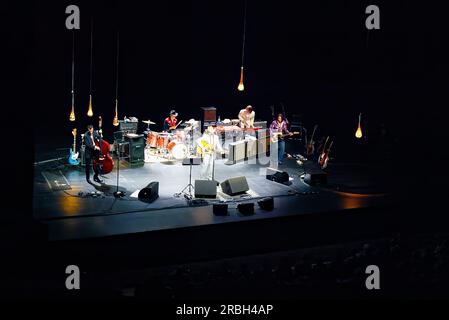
[84,130,102,158]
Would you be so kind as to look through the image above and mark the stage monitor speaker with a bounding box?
[266,167,289,184]
[138,181,159,203]
[220,176,249,196]
[258,197,274,211]
[194,180,217,198]
[237,202,254,215]
[304,170,328,186]
[182,157,202,165]
[213,203,228,216]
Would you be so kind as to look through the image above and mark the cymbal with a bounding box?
[185,119,198,125]
[142,120,156,124]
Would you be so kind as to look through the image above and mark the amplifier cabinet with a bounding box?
[125,135,145,164]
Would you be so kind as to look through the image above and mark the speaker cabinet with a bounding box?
[213,203,228,216]
[255,129,269,158]
[304,170,328,186]
[125,135,145,164]
[258,197,274,211]
[220,176,249,196]
[138,181,159,203]
[237,202,254,215]
[245,137,258,159]
[194,180,217,198]
[227,140,246,164]
[266,167,289,184]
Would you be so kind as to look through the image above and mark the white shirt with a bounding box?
[238,109,255,128]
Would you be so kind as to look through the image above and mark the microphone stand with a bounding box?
[113,142,125,198]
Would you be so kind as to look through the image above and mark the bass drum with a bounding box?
[167,141,188,160]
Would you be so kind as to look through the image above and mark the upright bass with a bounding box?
[93,116,114,175]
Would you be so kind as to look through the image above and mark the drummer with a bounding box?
[163,110,178,133]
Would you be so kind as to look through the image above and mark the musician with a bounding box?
[238,105,255,129]
[197,125,223,180]
[269,113,292,165]
[163,110,178,133]
[84,124,103,183]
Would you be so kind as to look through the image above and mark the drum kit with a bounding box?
[142,119,200,162]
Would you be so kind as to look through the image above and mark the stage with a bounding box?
[33,147,393,242]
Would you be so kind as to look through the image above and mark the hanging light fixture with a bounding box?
[69,30,76,121]
[355,113,363,138]
[87,18,94,117]
[113,32,120,127]
[237,0,247,92]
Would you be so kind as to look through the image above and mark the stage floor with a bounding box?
[33,151,393,241]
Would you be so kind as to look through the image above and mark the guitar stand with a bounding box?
[113,142,126,198]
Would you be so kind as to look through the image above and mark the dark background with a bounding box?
[2,0,449,303]
[2,0,449,232]
[29,0,412,148]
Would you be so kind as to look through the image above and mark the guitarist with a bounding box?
[84,124,103,183]
[269,113,293,165]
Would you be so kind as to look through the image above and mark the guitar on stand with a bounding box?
[305,125,318,157]
[318,136,334,169]
[68,128,80,165]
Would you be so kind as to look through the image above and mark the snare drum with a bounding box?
[173,129,186,142]
[147,131,158,148]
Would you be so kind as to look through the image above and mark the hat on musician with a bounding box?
[169,110,178,117]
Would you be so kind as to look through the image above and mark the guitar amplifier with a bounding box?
[245,136,258,159]
[119,120,138,133]
[253,121,267,129]
[79,145,86,167]
[125,134,145,164]
[255,129,269,158]
[226,140,246,164]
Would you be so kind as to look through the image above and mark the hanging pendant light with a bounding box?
[355,113,363,139]
[69,31,76,121]
[113,99,119,126]
[87,94,93,117]
[237,0,247,92]
[237,67,244,91]
[113,32,120,127]
[87,18,94,117]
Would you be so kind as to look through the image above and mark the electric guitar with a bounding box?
[305,125,318,156]
[68,128,80,165]
[318,136,334,169]
[271,131,299,143]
